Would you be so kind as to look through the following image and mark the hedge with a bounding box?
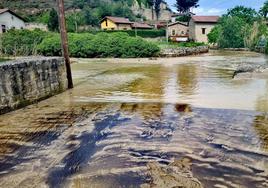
[0,29,49,56]
[37,32,160,58]
[89,29,166,38]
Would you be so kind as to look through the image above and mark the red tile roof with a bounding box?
[192,16,219,23]
[132,22,152,29]
[104,16,132,24]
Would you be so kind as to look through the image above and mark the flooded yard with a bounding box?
[0,50,268,188]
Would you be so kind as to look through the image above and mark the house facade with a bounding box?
[101,16,152,31]
[101,16,132,30]
[189,16,219,43]
[168,21,189,42]
[0,9,26,33]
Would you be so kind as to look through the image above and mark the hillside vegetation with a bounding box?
[1,0,157,28]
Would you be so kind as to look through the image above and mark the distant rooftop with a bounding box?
[132,22,152,29]
[0,8,26,21]
[103,16,132,24]
[192,16,219,23]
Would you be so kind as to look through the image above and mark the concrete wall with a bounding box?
[0,57,67,114]
[25,23,48,31]
[117,23,132,30]
[0,12,25,33]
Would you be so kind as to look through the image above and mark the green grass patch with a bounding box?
[0,58,10,63]
[155,41,207,49]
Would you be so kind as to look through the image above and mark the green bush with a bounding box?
[37,32,160,58]
[89,29,166,38]
[177,42,206,47]
[1,29,49,56]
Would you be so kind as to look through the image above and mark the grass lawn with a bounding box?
[154,41,207,49]
[0,58,10,63]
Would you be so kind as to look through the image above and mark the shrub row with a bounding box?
[89,29,166,38]
[1,30,160,58]
[37,32,160,58]
[0,29,49,56]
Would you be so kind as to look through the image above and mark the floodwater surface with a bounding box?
[0,51,268,188]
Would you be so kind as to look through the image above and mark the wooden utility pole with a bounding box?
[57,0,73,89]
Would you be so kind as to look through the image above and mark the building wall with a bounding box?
[168,23,189,36]
[0,57,67,115]
[189,19,196,42]
[101,19,117,30]
[0,12,25,33]
[117,23,132,30]
[25,23,48,31]
[101,19,132,30]
[189,20,217,43]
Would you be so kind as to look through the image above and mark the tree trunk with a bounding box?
[57,0,73,89]
[151,7,154,20]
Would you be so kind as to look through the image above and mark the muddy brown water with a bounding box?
[0,51,268,188]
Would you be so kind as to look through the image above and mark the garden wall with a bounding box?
[0,57,67,114]
[160,46,209,57]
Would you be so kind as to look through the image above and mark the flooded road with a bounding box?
[0,51,268,188]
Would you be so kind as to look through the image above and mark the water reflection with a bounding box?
[177,64,198,97]
[0,51,268,187]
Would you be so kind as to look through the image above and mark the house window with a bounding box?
[181,31,185,35]
[202,28,206,35]
[105,20,108,27]
[123,28,127,30]
[1,25,6,33]
[172,29,176,36]
[111,28,115,30]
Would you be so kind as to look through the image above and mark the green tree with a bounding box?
[154,0,162,20]
[83,7,99,26]
[48,9,59,32]
[260,0,268,18]
[226,6,259,24]
[175,0,199,13]
[207,25,222,44]
[218,17,247,48]
[147,0,155,20]
[67,11,85,32]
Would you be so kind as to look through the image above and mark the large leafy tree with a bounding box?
[260,0,268,18]
[226,6,259,24]
[175,0,199,13]
[217,17,246,48]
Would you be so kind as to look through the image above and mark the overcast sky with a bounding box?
[166,0,266,15]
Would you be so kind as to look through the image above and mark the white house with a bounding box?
[0,9,26,33]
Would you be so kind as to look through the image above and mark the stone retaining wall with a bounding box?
[0,57,67,114]
[160,46,209,57]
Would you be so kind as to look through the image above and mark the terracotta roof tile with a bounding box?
[192,16,219,23]
[105,16,132,24]
[132,22,152,29]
